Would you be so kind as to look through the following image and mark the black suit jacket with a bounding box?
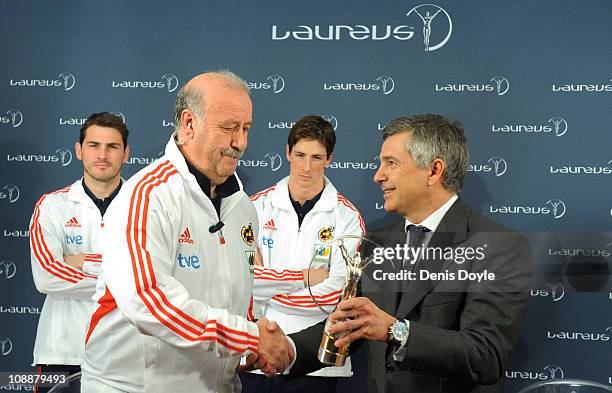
[289,199,533,393]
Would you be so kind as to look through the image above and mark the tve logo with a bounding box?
[177,253,200,269]
[65,235,83,245]
[262,236,274,249]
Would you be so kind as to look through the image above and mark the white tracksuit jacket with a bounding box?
[81,135,259,393]
[250,176,365,377]
[29,179,105,366]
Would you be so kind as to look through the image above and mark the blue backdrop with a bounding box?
[1,1,611,391]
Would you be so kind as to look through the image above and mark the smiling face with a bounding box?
[75,125,128,185]
[286,138,331,193]
[373,132,431,220]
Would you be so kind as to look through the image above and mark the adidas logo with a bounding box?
[64,217,81,227]
[179,227,194,244]
[263,219,276,231]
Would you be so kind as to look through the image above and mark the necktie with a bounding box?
[404,224,431,269]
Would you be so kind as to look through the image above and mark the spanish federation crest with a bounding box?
[318,226,335,242]
[241,223,255,246]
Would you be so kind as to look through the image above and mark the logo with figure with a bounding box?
[545,282,565,302]
[318,226,335,242]
[161,74,179,93]
[488,157,507,176]
[547,117,568,137]
[0,185,20,203]
[264,153,283,171]
[0,337,12,356]
[490,76,510,96]
[546,199,566,219]
[55,148,73,166]
[5,110,23,128]
[0,260,17,279]
[111,111,126,124]
[58,72,76,91]
[543,364,564,379]
[241,224,255,246]
[376,76,395,95]
[266,75,285,93]
[322,114,338,131]
[406,4,452,52]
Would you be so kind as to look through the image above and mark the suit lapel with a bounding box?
[395,199,470,318]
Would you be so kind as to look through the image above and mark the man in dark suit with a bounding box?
[287,114,533,393]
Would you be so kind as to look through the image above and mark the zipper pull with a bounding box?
[218,229,225,245]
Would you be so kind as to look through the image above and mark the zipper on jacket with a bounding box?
[218,228,225,245]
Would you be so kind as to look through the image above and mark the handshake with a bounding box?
[240,318,295,377]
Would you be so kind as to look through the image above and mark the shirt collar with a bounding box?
[404,194,458,233]
[184,159,239,200]
[81,179,122,216]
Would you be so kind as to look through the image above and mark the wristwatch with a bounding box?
[388,319,410,344]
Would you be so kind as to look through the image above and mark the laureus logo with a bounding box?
[322,114,339,131]
[265,153,283,171]
[376,76,395,95]
[490,76,510,96]
[0,185,20,203]
[58,72,76,91]
[532,282,565,302]
[543,365,564,379]
[548,117,568,137]
[267,75,285,93]
[0,337,12,356]
[406,4,453,52]
[110,111,126,124]
[546,199,566,219]
[55,148,73,166]
[468,157,507,176]
[161,74,179,92]
[1,110,23,128]
[0,260,17,279]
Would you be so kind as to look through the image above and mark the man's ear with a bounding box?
[428,158,445,186]
[285,144,291,162]
[123,145,131,163]
[75,142,82,161]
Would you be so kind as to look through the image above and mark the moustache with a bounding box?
[221,148,243,160]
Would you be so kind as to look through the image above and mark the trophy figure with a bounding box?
[307,235,380,367]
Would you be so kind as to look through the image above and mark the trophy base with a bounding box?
[317,331,349,367]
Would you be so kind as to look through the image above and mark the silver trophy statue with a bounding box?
[307,235,382,367]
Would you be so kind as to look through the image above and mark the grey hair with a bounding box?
[173,70,250,132]
[381,114,470,193]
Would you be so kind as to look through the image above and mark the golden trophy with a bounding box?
[307,235,380,367]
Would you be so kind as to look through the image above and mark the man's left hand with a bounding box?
[327,297,396,347]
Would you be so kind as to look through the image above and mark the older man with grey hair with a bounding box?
[81,71,294,393]
[288,114,532,393]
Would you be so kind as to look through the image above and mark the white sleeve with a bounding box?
[29,195,97,299]
[252,266,305,302]
[104,183,259,357]
[269,206,365,316]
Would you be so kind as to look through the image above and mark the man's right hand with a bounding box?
[303,268,329,287]
[253,318,294,377]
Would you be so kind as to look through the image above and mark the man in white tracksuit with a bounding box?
[240,115,365,393]
[81,71,294,393]
[29,112,130,392]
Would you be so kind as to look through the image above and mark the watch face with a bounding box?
[391,321,408,341]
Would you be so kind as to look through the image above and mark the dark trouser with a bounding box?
[239,371,339,393]
[34,364,81,393]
